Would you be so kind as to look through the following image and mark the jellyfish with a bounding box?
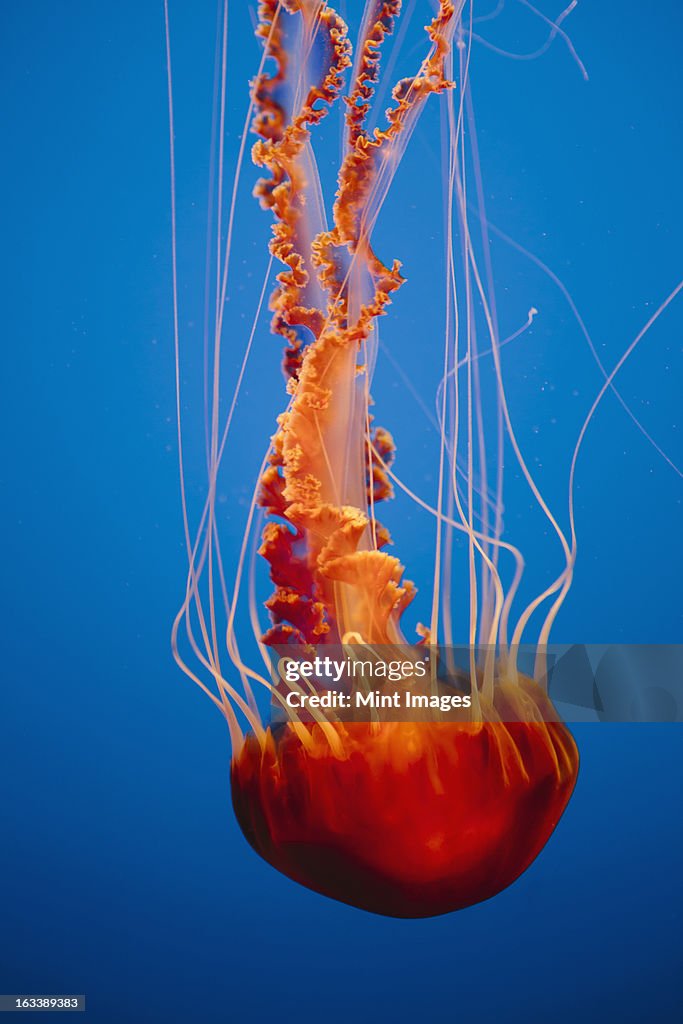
[168,0,580,918]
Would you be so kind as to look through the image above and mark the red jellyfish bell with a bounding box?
[233,711,578,919]
[227,0,579,918]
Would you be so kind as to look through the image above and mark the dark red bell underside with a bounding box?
[231,719,579,918]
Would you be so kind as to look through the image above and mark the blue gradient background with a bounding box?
[1,2,682,1022]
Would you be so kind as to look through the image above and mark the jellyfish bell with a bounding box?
[231,676,578,918]
[168,0,582,919]
[232,723,576,919]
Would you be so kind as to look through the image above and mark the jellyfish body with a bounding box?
[175,0,580,918]
[235,0,579,916]
[232,708,577,918]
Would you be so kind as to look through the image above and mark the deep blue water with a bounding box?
[1,3,682,1022]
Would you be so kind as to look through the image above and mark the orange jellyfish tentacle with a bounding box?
[230,0,579,919]
[252,0,352,381]
[254,0,458,648]
[344,1,403,149]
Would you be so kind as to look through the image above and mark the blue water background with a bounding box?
[1,2,681,1021]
